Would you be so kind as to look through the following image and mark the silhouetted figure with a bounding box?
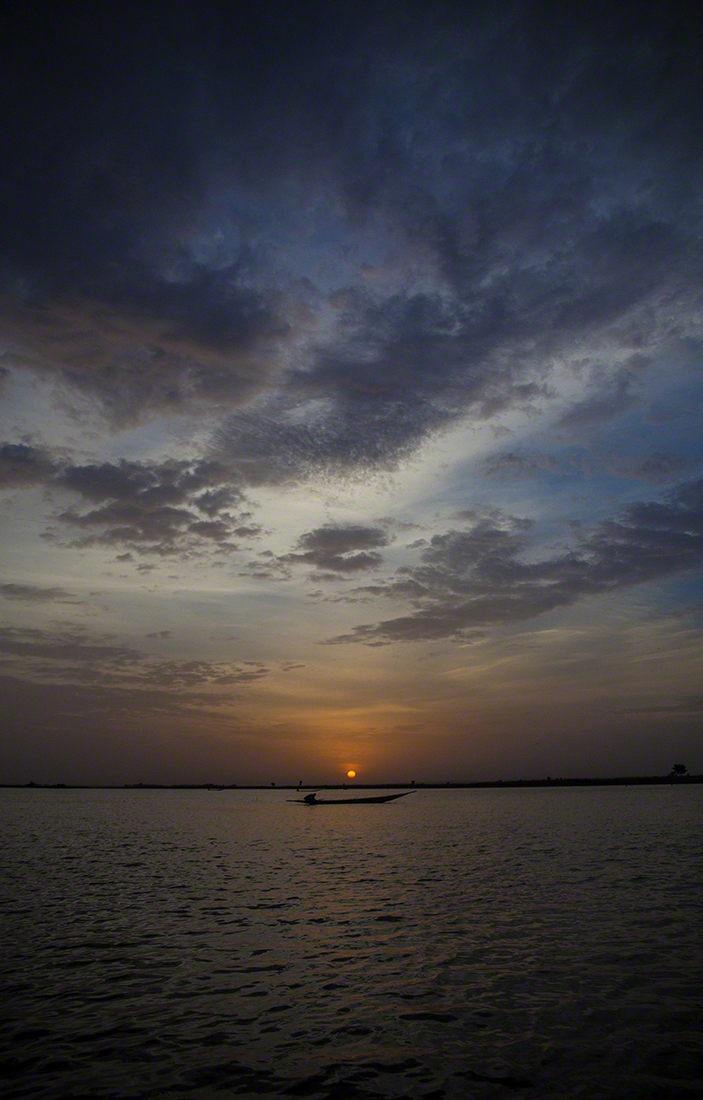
[303,792,318,804]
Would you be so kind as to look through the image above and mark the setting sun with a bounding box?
[346,770,356,778]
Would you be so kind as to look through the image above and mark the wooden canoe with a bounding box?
[287,791,415,805]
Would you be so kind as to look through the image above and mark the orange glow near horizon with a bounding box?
[347,769,356,778]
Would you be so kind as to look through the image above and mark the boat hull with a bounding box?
[287,791,414,805]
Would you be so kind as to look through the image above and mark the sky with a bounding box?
[1,1,702,785]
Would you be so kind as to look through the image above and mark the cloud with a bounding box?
[0,626,142,665]
[0,442,59,487]
[0,623,273,692]
[232,524,263,539]
[556,369,642,432]
[2,284,288,427]
[600,451,700,483]
[0,449,258,557]
[137,660,269,689]
[326,479,703,644]
[0,583,75,602]
[619,695,703,716]
[479,451,561,479]
[58,457,241,505]
[237,557,292,581]
[0,3,700,477]
[282,524,390,574]
[478,449,702,484]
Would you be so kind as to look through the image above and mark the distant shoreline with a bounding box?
[2,775,701,790]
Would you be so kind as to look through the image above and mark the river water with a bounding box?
[1,785,702,1099]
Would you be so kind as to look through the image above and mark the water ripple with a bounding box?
[1,785,702,1099]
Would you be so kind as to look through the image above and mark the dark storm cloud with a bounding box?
[327,479,703,644]
[1,284,287,426]
[0,450,257,556]
[57,499,200,550]
[282,524,390,574]
[0,8,297,424]
[213,391,443,486]
[59,457,241,506]
[1,3,701,473]
[0,443,59,487]
[0,439,265,556]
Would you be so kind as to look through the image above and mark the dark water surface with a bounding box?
[1,786,702,1099]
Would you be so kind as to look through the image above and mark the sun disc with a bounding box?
[347,770,356,778]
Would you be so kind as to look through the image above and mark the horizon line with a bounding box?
[3,773,700,791]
